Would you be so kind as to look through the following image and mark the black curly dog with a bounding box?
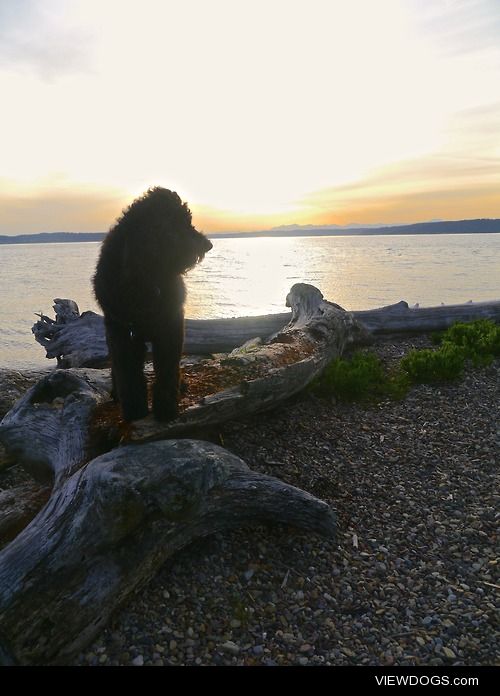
[93,187,212,422]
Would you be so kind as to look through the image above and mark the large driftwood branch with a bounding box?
[0,439,336,665]
[354,299,500,334]
[32,296,500,368]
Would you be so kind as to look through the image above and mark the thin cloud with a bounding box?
[298,101,500,223]
[0,0,94,80]
[409,0,500,56]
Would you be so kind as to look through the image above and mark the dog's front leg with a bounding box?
[105,320,149,421]
[151,313,184,422]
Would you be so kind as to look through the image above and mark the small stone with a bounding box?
[230,619,241,629]
[252,645,264,656]
[443,647,456,659]
[422,616,433,626]
[131,655,144,667]
[220,640,240,656]
[263,658,278,667]
[298,657,309,666]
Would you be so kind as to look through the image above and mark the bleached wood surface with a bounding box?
[32,297,500,368]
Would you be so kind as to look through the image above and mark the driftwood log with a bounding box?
[0,283,358,665]
[32,303,291,368]
[0,440,335,665]
[32,294,500,368]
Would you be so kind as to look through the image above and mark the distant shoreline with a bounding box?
[1,218,500,244]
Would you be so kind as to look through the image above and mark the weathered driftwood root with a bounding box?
[33,302,109,368]
[32,294,500,368]
[0,439,336,665]
[0,482,50,550]
[0,368,53,421]
[0,369,112,487]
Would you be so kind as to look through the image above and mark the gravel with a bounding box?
[1,338,498,666]
[74,336,499,666]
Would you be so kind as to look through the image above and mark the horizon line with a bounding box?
[1,216,500,240]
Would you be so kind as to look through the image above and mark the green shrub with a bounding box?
[438,319,500,366]
[312,351,408,402]
[312,319,500,401]
[400,344,465,383]
[403,320,500,383]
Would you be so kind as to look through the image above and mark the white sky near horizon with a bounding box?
[0,0,499,233]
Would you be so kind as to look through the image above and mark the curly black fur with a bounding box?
[93,187,212,422]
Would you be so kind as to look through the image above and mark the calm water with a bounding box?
[1,233,499,369]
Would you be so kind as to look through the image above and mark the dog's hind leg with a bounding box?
[105,321,149,421]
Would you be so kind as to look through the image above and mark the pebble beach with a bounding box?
[0,336,498,667]
[68,336,499,667]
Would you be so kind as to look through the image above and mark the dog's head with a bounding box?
[117,186,212,273]
[176,219,213,274]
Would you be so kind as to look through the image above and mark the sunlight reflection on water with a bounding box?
[1,233,499,368]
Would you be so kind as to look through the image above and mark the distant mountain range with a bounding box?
[1,218,499,244]
[0,232,106,245]
[213,218,500,238]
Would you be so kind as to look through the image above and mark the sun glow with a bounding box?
[0,0,499,233]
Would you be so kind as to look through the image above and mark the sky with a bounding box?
[0,0,499,234]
